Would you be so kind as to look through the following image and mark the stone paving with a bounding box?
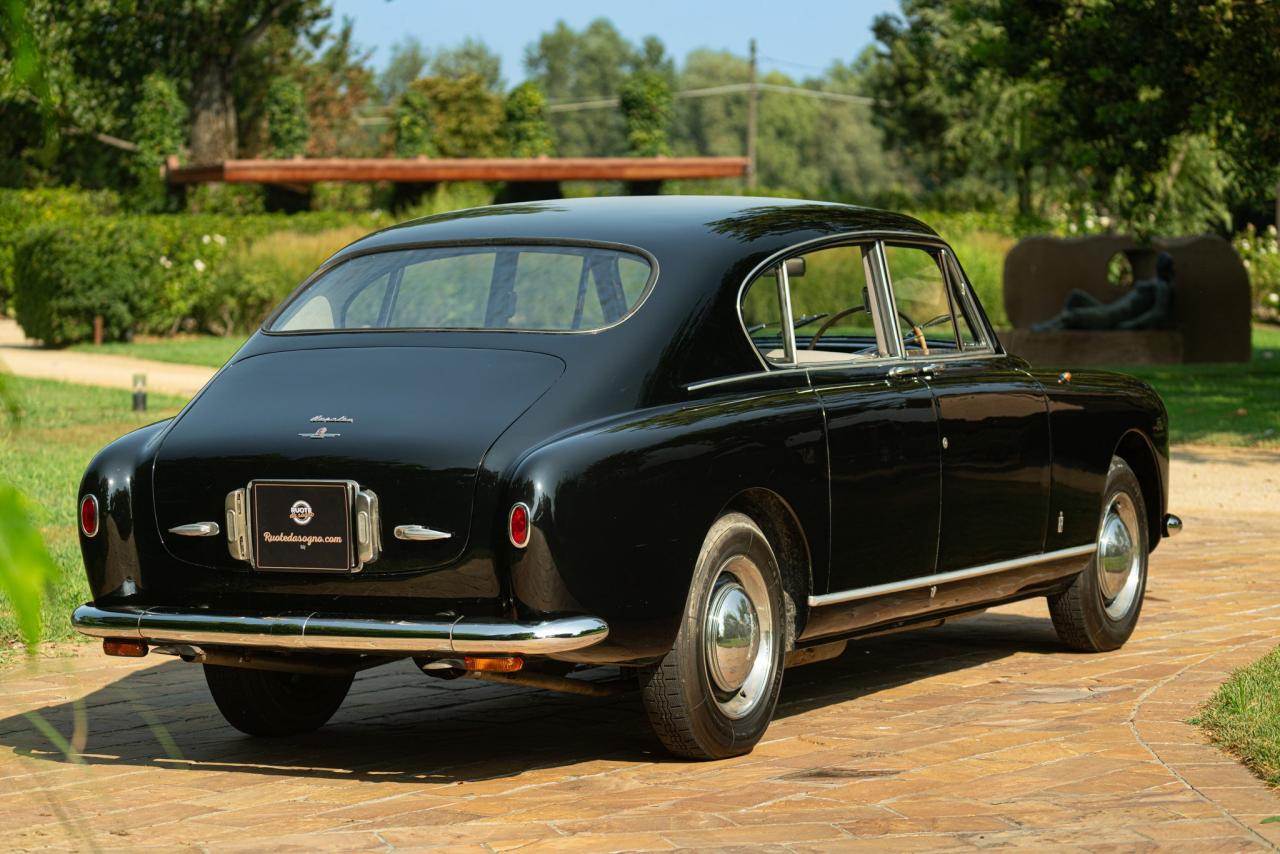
[2,485,1279,850]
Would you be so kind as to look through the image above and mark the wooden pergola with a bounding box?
[164,156,749,185]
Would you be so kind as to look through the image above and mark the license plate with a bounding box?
[251,480,355,572]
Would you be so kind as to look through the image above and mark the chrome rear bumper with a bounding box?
[72,604,609,656]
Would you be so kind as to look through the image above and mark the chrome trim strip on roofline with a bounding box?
[808,544,1096,607]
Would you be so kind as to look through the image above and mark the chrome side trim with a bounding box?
[1163,513,1184,538]
[808,545,1096,607]
[168,522,221,537]
[393,524,452,542]
[71,604,610,656]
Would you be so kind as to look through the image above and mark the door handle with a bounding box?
[922,363,946,375]
[394,525,453,542]
[886,365,919,379]
[169,522,221,537]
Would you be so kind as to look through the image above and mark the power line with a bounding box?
[545,83,873,113]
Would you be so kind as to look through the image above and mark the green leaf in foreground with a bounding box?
[0,482,56,649]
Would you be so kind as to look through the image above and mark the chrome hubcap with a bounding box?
[1096,492,1142,619]
[706,582,759,692]
[703,555,774,719]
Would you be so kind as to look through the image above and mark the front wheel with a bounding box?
[1049,456,1149,652]
[204,664,353,737]
[639,512,786,759]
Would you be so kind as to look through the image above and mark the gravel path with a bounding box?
[0,318,213,397]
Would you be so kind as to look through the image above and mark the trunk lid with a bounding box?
[153,345,564,573]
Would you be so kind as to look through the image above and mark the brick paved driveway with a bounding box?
[3,505,1278,850]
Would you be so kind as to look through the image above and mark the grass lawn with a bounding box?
[1117,325,1280,447]
[0,377,187,650]
[1194,644,1280,788]
[69,335,247,368]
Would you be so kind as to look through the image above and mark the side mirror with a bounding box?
[766,257,806,279]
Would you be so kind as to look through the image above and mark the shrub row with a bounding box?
[12,207,386,346]
[0,188,120,313]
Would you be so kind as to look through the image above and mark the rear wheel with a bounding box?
[1049,456,1149,652]
[639,513,786,759]
[204,664,353,737]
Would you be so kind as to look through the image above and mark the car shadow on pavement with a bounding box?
[0,612,1062,784]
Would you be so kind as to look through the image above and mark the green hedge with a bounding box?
[12,208,385,346]
[0,188,120,313]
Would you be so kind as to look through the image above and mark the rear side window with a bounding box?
[271,244,653,333]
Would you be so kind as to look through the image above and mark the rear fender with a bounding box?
[502,387,827,664]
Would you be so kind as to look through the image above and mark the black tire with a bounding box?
[639,512,786,760]
[1049,456,1149,652]
[204,664,353,737]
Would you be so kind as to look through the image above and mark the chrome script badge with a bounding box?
[310,415,354,424]
[298,426,341,439]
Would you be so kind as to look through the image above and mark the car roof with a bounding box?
[331,195,937,268]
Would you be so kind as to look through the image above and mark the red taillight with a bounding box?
[508,502,530,548]
[80,495,99,538]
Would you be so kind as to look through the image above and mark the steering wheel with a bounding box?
[808,303,931,355]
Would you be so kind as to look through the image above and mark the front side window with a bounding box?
[271,244,652,333]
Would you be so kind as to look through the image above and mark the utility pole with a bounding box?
[746,38,759,191]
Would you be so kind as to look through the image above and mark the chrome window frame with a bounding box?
[730,229,1000,378]
[734,231,908,374]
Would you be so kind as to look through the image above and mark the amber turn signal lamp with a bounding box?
[103,638,147,657]
[508,502,531,548]
[80,494,99,538]
[463,655,523,673]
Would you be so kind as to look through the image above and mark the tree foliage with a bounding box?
[130,73,187,210]
[392,87,435,158]
[619,70,672,157]
[525,18,673,157]
[265,76,308,157]
[866,0,1280,233]
[504,81,554,158]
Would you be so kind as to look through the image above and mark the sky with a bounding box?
[328,0,900,83]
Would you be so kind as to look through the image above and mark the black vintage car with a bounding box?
[73,196,1181,759]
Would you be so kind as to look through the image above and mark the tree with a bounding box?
[380,36,428,102]
[130,72,187,209]
[619,69,672,157]
[429,37,502,92]
[265,76,308,157]
[184,1,328,163]
[392,87,435,158]
[504,81,554,158]
[866,0,1280,231]
[525,18,671,156]
[292,17,375,157]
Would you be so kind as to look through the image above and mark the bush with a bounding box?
[0,188,119,314]
[12,210,385,345]
[1234,224,1280,323]
[13,218,162,346]
[203,225,368,335]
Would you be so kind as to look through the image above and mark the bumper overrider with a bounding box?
[72,604,609,656]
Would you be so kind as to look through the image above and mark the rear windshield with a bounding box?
[269,244,653,333]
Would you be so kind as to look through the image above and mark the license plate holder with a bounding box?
[250,479,356,572]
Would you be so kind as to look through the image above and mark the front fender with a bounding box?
[502,386,827,664]
[78,420,171,604]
